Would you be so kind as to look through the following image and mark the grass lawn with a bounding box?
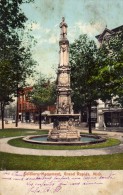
[0,128,48,138]
[1,128,121,149]
[8,137,120,150]
[0,128,123,170]
[1,152,123,170]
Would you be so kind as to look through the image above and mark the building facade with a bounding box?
[95,25,123,129]
[18,87,55,122]
[95,25,123,44]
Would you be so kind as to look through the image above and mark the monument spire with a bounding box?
[56,17,72,114]
[48,18,80,142]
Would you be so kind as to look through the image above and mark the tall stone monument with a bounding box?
[57,17,73,115]
[48,17,80,142]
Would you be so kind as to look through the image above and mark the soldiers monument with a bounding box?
[48,17,80,142]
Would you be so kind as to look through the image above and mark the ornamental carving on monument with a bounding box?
[61,44,68,52]
[59,73,69,85]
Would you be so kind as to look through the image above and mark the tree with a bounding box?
[69,29,123,133]
[29,75,56,129]
[13,36,36,127]
[0,60,16,129]
[0,0,35,129]
[97,26,123,106]
[69,34,100,133]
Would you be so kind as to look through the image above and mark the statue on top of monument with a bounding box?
[59,17,68,39]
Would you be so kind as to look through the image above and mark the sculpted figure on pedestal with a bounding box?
[59,17,67,39]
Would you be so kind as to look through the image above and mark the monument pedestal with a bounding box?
[47,114,80,142]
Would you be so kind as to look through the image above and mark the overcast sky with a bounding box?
[21,0,123,80]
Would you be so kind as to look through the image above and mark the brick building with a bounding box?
[18,87,55,122]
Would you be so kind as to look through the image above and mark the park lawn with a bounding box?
[8,137,120,150]
[0,128,123,170]
[0,152,123,170]
[0,128,120,150]
[1,128,121,150]
[0,128,48,138]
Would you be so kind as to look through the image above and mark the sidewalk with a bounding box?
[0,121,123,156]
[1,120,123,135]
[0,120,53,130]
[0,136,123,156]
[2,121,123,143]
[0,120,123,156]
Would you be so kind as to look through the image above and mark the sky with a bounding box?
[21,0,123,81]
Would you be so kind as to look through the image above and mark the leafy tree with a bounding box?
[69,29,123,133]
[69,34,100,133]
[97,26,123,106]
[13,35,36,127]
[0,58,17,128]
[29,75,56,129]
[0,0,35,129]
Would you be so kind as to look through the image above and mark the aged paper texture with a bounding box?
[0,170,123,195]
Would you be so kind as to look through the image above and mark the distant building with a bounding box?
[95,25,123,45]
[18,87,55,122]
[95,25,123,129]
